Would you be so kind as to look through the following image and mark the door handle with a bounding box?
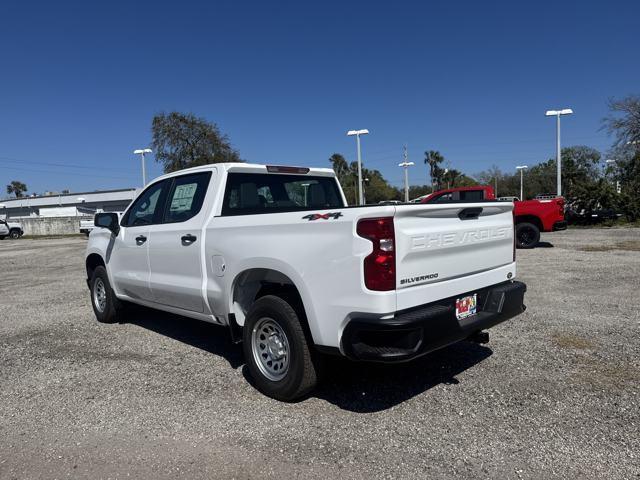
[135,235,147,245]
[181,234,197,245]
[458,207,483,220]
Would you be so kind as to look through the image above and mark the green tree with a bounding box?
[6,180,27,198]
[151,112,241,173]
[424,150,445,191]
[328,153,399,204]
[329,153,358,204]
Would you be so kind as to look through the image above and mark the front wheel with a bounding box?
[9,230,21,239]
[90,266,125,323]
[516,222,540,249]
[243,295,318,401]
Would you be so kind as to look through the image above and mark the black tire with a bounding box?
[243,295,318,401]
[0,236,5,240]
[516,222,540,249]
[90,266,125,323]
[9,230,20,239]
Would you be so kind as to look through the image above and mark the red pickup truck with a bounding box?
[419,186,567,248]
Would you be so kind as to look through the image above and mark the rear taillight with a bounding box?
[357,217,395,291]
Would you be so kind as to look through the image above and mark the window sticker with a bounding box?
[170,183,197,212]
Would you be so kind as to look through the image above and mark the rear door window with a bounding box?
[163,172,212,223]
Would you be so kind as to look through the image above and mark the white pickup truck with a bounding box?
[86,163,526,400]
[0,219,24,239]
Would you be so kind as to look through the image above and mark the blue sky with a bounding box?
[0,0,638,195]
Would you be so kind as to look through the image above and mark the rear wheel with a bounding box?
[90,266,125,323]
[9,230,20,239]
[516,222,540,249]
[243,295,318,401]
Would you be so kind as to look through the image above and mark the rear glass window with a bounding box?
[221,173,343,216]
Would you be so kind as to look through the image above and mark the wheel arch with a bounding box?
[86,253,106,280]
[515,215,542,231]
[230,267,315,342]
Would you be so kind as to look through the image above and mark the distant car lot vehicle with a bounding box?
[86,163,527,400]
[0,219,24,240]
[420,186,567,248]
[80,219,95,236]
[566,207,622,225]
[498,196,520,202]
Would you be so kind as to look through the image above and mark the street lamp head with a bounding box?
[516,165,528,170]
[545,109,573,116]
[347,129,369,136]
[134,148,153,154]
[398,161,415,167]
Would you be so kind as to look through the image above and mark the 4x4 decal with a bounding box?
[302,212,343,221]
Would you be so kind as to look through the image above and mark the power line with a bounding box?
[0,164,136,181]
[0,155,138,174]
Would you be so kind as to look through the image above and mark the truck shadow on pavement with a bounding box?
[124,307,245,369]
[125,306,492,413]
[312,342,492,412]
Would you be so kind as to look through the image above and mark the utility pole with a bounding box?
[398,145,415,203]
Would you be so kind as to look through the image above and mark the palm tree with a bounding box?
[424,151,445,192]
[443,168,462,188]
[6,180,27,198]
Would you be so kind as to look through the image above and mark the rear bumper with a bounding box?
[552,220,567,231]
[340,280,526,362]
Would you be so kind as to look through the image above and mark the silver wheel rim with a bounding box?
[251,317,290,381]
[93,278,107,313]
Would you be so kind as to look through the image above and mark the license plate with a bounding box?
[455,294,477,320]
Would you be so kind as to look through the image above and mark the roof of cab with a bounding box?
[151,162,336,183]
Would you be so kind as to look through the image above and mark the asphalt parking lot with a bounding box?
[1,228,639,479]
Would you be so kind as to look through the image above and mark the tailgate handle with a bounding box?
[458,207,483,220]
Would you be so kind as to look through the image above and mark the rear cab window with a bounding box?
[221,173,343,216]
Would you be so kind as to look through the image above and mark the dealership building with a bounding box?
[0,188,137,220]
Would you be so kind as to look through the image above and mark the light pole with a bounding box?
[346,129,369,205]
[399,145,414,203]
[134,148,153,187]
[545,108,573,197]
[516,165,528,201]
[605,159,620,193]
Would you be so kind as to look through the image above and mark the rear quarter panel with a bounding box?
[204,206,398,347]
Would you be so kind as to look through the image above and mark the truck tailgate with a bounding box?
[393,202,514,292]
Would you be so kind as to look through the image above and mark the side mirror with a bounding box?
[94,212,120,236]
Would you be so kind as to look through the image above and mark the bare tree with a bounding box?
[604,95,640,147]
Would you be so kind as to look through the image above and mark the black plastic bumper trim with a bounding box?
[553,220,568,231]
[341,280,526,362]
